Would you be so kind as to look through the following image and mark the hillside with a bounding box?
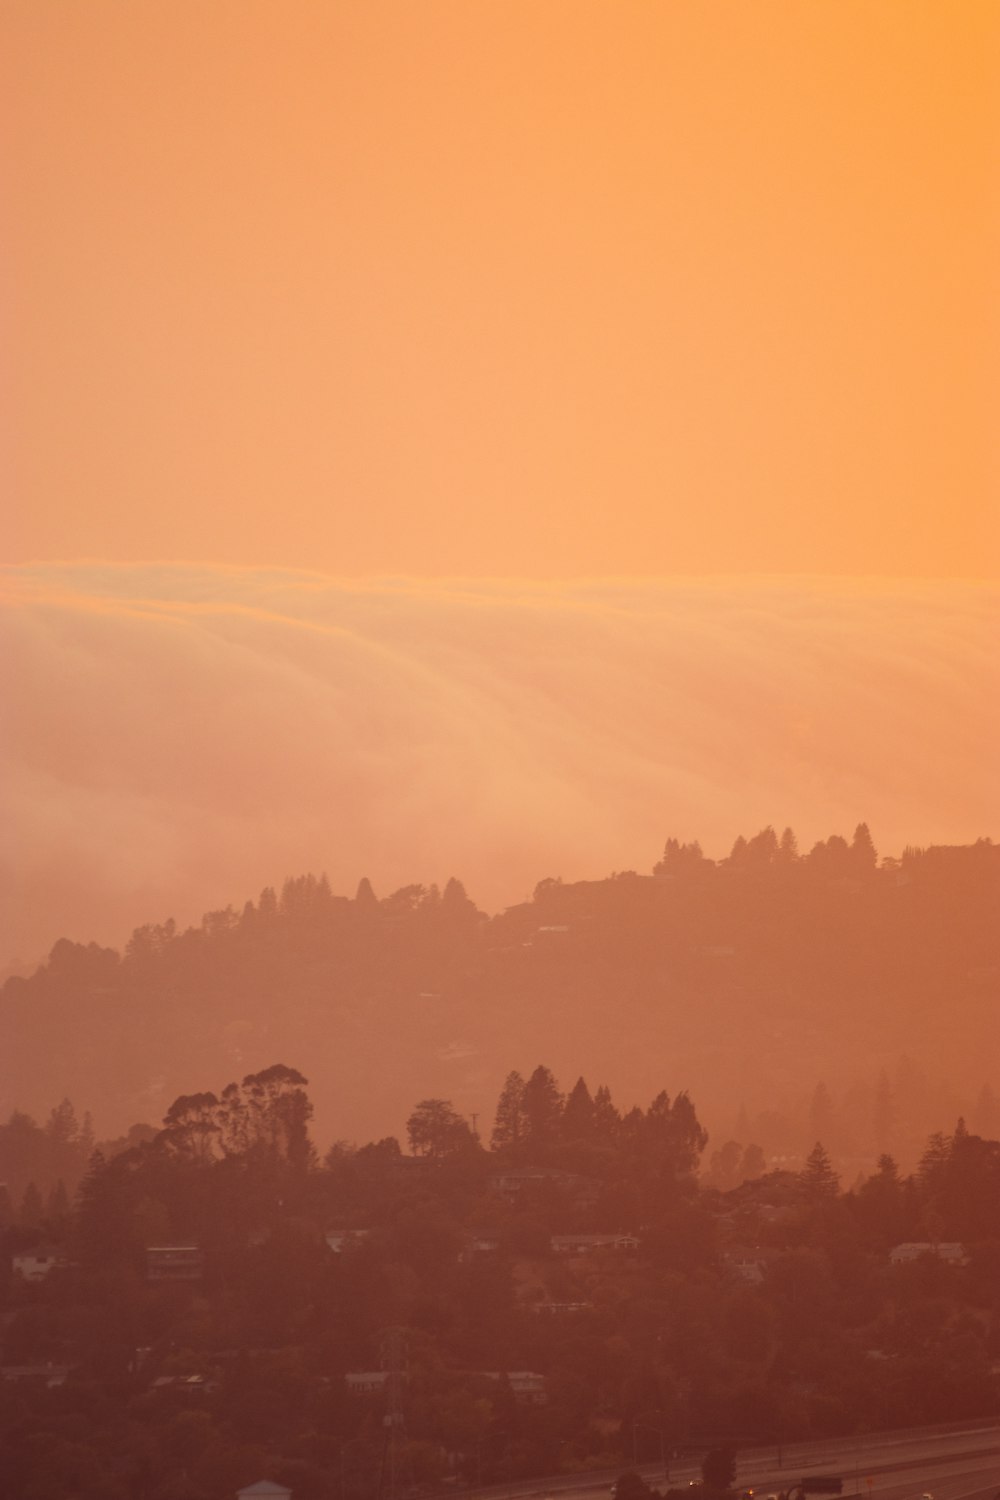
[2,830,998,1163]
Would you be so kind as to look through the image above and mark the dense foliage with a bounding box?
[3,833,998,1169]
[2,1062,999,1500]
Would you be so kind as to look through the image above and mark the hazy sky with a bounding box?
[3,565,998,963]
[5,1,997,577]
[3,5,997,971]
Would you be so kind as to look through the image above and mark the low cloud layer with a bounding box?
[3,565,997,965]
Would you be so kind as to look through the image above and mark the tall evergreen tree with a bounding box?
[522,1066,563,1157]
[801,1142,840,1201]
[778,826,799,862]
[561,1077,595,1141]
[490,1071,527,1157]
[592,1084,621,1146]
[851,821,878,872]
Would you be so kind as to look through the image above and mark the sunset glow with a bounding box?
[5,2,996,577]
[2,14,999,1482]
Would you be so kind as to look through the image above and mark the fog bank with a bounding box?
[3,565,996,964]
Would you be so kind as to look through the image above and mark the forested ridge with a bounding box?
[3,828,998,1166]
[2,1059,1000,1500]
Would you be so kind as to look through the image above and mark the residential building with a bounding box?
[550,1232,639,1254]
[889,1241,966,1265]
[146,1245,204,1281]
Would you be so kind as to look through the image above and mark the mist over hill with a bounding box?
[3,566,997,966]
[3,833,997,1166]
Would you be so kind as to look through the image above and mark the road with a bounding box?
[456,1420,1000,1500]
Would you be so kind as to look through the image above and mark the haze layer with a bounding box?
[3,565,996,965]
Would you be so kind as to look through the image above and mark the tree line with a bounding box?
[3,1059,1000,1500]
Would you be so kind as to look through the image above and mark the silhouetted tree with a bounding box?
[491,1071,527,1158]
[162,1092,222,1161]
[407,1099,476,1160]
[562,1077,595,1141]
[851,821,878,872]
[801,1142,839,1201]
[778,826,799,862]
[522,1066,563,1156]
[702,1445,737,1491]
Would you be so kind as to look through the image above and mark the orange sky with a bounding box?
[5,1,997,577]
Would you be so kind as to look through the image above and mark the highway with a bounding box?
[454,1420,1000,1500]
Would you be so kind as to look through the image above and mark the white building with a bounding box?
[889,1241,966,1265]
[12,1250,62,1281]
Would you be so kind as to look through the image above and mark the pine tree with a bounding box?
[490,1071,527,1157]
[801,1142,840,1201]
[75,1151,134,1265]
[778,826,799,862]
[522,1066,563,1157]
[746,825,779,864]
[592,1085,620,1146]
[561,1077,595,1141]
[918,1131,952,1193]
[851,821,878,872]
